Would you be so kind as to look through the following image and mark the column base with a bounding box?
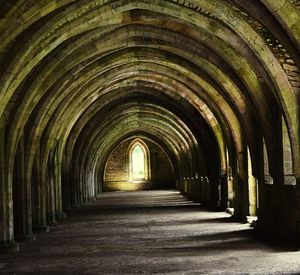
[226,208,234,215]
[0,241,19,253]
[15,234,36,242]
[284,174,296,185]
[47,220,57,226]
[56,211,67,220]
[33,225,50,233]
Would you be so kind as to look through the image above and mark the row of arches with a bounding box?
[0,0,299,250]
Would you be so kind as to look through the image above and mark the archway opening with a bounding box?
[132,145,145,180]
[103,137,175,191]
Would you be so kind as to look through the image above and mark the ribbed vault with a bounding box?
[0,0,299,248]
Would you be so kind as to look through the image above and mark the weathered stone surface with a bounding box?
[104,137,175,191]
[0,0,299,258]
[2,191,300,274]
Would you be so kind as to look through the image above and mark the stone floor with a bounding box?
[1,190,300,274]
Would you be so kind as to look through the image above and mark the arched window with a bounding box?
[128,139,150,181]
[132,145,145,180]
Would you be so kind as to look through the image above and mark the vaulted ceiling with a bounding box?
[0,0,299,213]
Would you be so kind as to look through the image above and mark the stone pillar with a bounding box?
[282,117,296,186]
[186,177,192,198]
[46,146,57,225]
[32,142,48,233]
[69,161,76,208]
[192,176,197,201]
[0,117,18,251]
[248,175,258,216]
[97,167,103,194]
[227,175,234,208]
[193,175,201,202]
[263,138,273,185]
[248,147,258,216]
[70,163,78,208]
[82,167,88,205]
[46,175,56,226]
[233,150,249,221]
[220,174,228,209]
[88,168,95,201]
[61,150,73,211]
[201,176,210,205]
[54,143,66,220]
[13,134,34,241]
[78,166,84,205]
[62,171,72,211]
[209,174,221,208]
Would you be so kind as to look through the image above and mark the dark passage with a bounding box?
[1,191,300,274]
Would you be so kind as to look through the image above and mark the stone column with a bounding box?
[54,142,66,220]
[13,133,34,241]
[32,142,48,233]
[220,174,228,209]
[0,117,18,251]
[46,146,57,226]
[233,150,249,222]
[248,147,258,217]
[282,117,296,186]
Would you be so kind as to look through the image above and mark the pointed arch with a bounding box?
[128,139,150,181]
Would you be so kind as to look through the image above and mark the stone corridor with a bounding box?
[1,190,300,274]
[1,0,300,255]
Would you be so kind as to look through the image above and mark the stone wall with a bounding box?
[257,183,300,243]
[104,138,175,191]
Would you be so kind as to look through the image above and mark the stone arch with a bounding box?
[128,139,151,182]
[0,0,299,250]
